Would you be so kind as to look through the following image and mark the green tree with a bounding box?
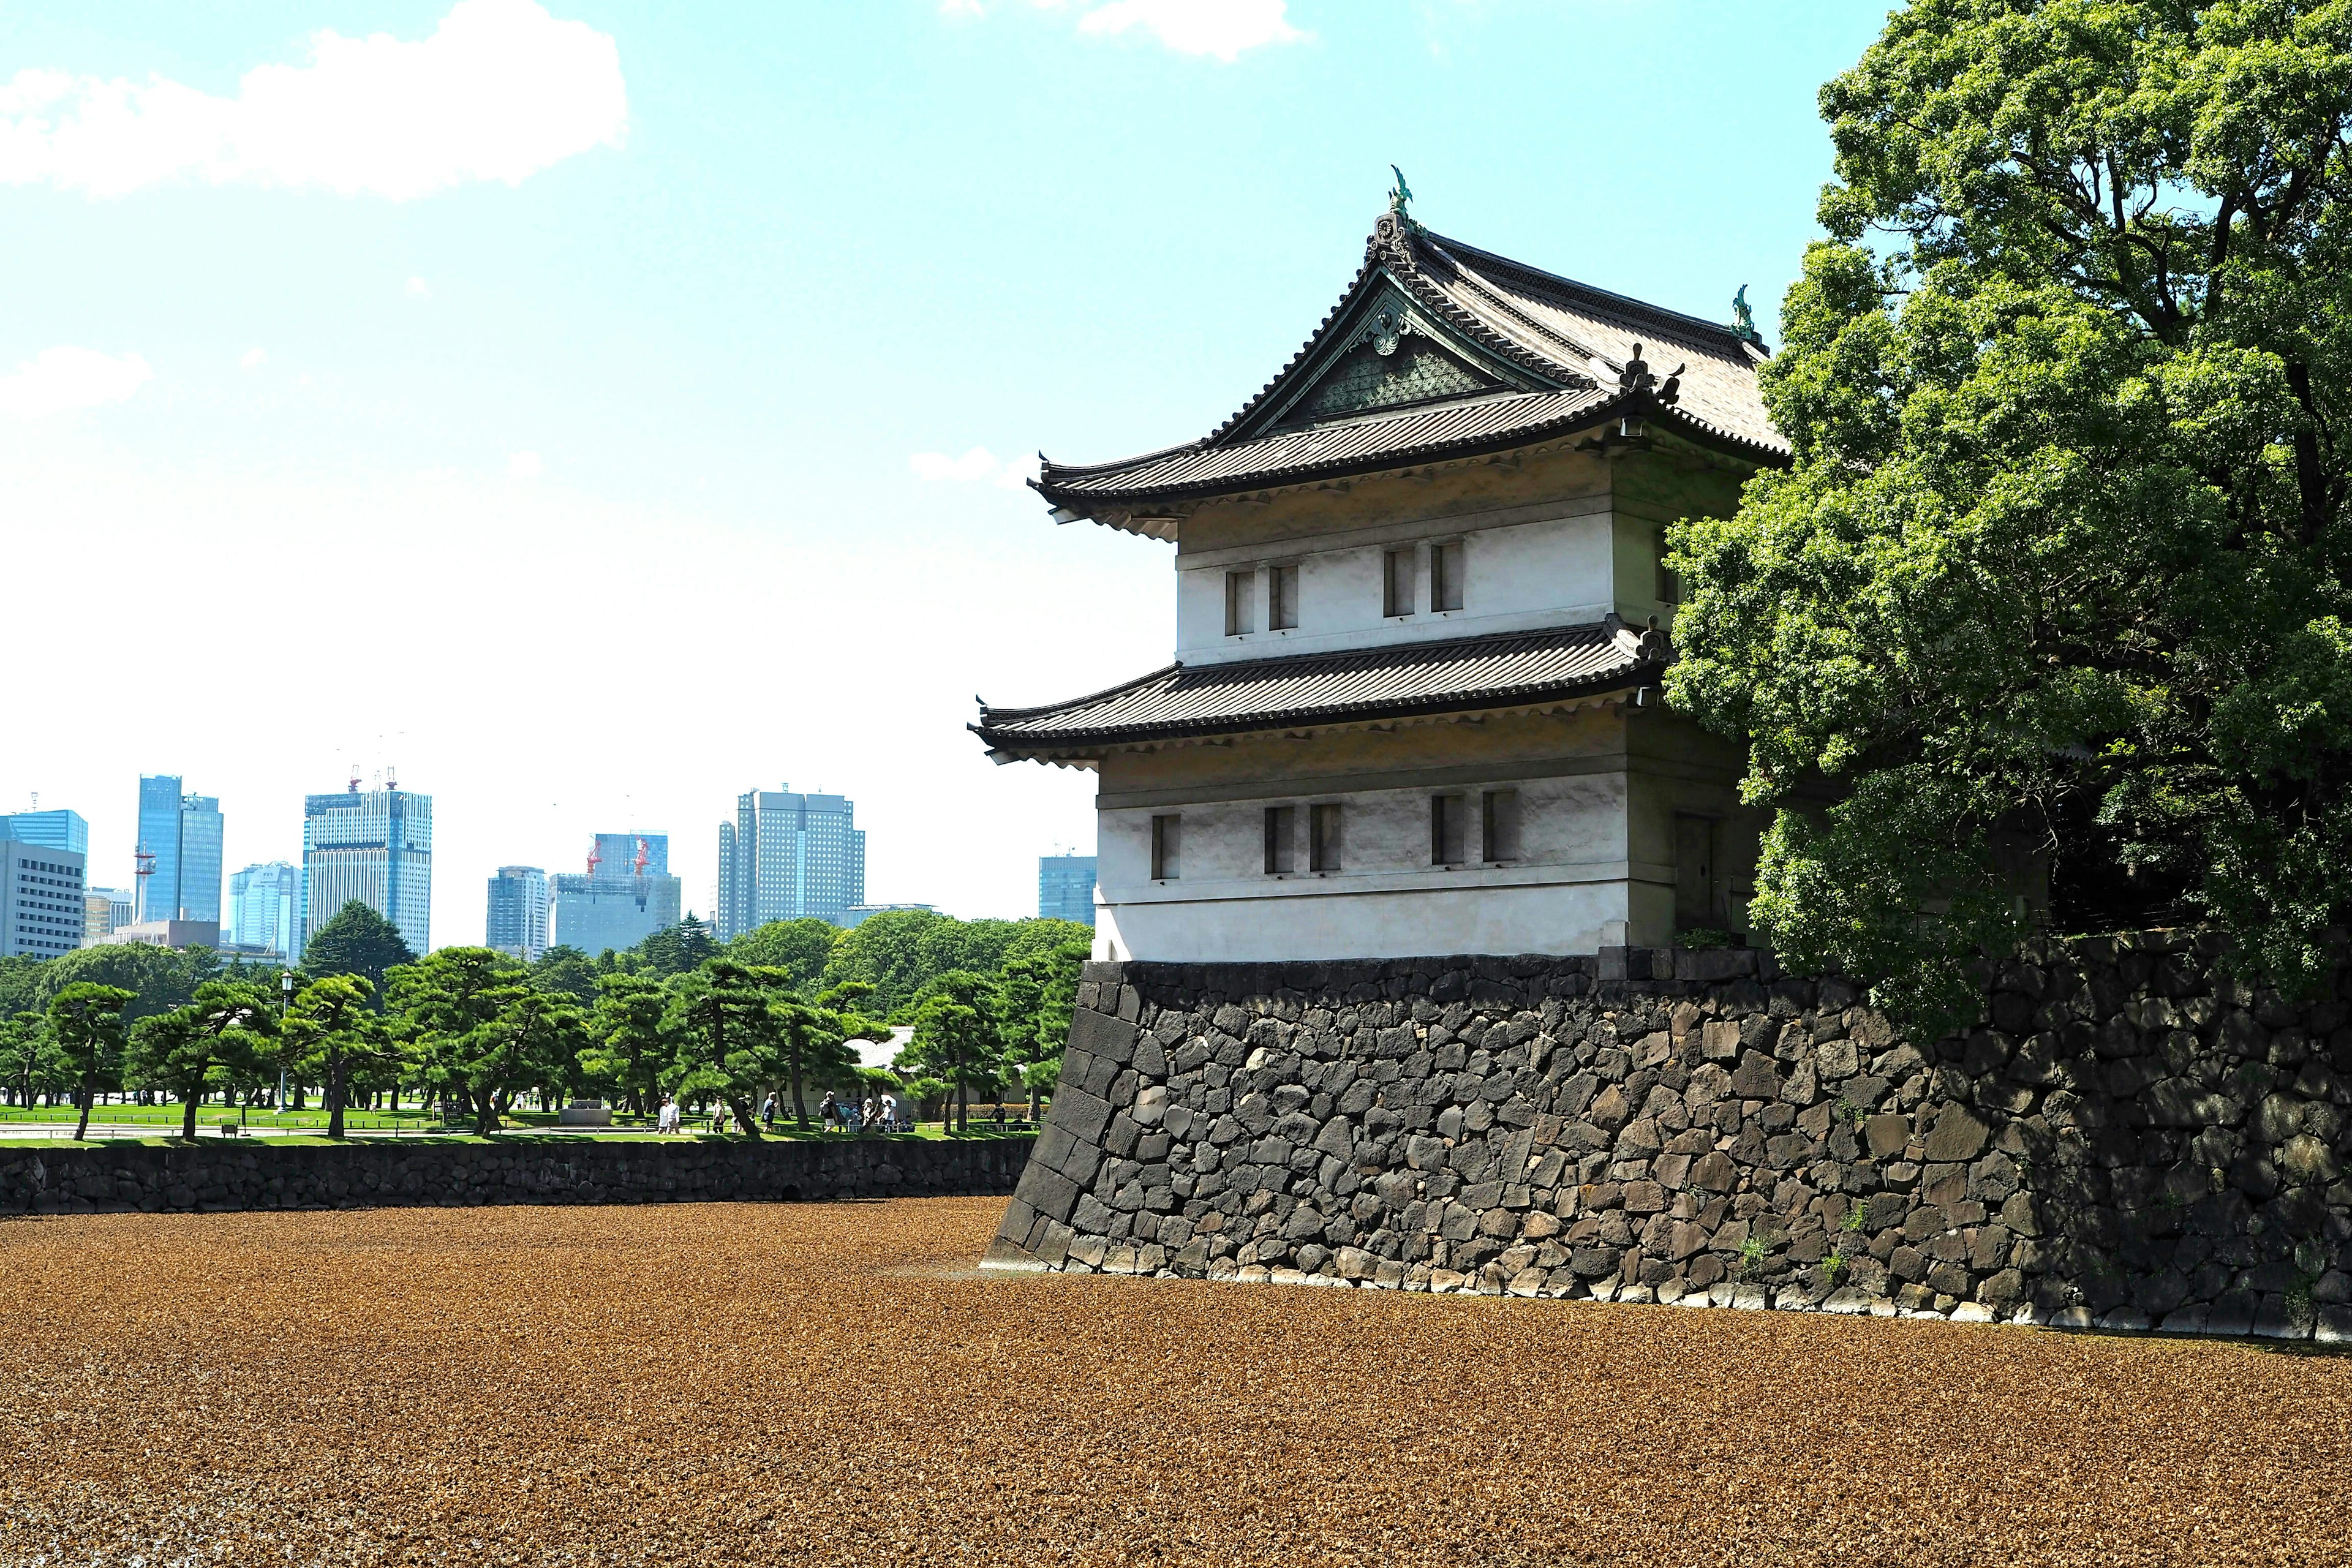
[1667,0,2352,1028]
[634,915,719,979]
[724,919,839,992]
[0,956,43,1020]
[0,1010,59,1107]
[581,971,671,1115]
[48,984,134,1141]
[902,971,1005,1133]
[663,960,777,1137]
[529,945,601,1006]
[389,948,528,1133]
[999,938,1087,1119]
[34,943,218,1025]
[126,981,277,1140]
[462,987,590,1132]
[302,902,417,1000]
[282,975,393,1139]
[821,908,957,1015]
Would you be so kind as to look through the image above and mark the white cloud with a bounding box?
[0,0,627,200]
[944,0,1304,59]
[1079,0,1306,59]
[508,449,543,478]
[910,446,1034,489]
[406,276,432,298]
[239,347,266,371]
[0,347,153,419]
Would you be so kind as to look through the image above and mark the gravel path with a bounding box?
[4,1199,2349,1566]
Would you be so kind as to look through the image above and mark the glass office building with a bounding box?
[302,784,432,956]
[228,861,301,960]
[485,865,551,962]
[1038,854,1098,926]
[133,776,222,924]
[0,810,89,855]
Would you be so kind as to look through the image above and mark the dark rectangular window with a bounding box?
[1430,539,1464,612]
[1656,550,1681,605]
[1383,548,1414,617]
[1482,788,1521,862]
[1675,814,1718,926]
[1263,805,1297,874]
[1308,803,1343,873]
[1151,815,1182,881]
[1224,571,1254,636]
[1431,794,1467,865]
[1268,563,1298,630]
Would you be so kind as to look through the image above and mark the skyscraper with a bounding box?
[1038,854,1098,925]
[715,786,866,937]
[228,862,301,959]
[485,866,551,962]
[133,776,224,924]
[1,841,85,960]
[552,833,680,954]
[0,809,90,855]
[302,780,432,956]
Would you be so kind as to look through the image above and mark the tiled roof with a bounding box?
[973,621,1658,753]
[1036,214,1785,519]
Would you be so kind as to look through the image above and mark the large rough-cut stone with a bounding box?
[1923,1106,1989,1164]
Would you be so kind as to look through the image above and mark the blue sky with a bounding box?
[0,0,1888,942]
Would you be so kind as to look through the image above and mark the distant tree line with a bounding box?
[0,902,1090,1136]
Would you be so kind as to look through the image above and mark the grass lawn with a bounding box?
[0,1123,1038,1150]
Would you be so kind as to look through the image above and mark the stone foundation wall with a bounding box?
[0,1134,1032,1218]
[984,941,2352,1341]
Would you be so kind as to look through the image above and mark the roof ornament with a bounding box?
[1364,304,1411,357]
[1616,342,1685,405]
[1387,164,1414,218]
[1732,284,1762,344]
[1368,165,1425,270]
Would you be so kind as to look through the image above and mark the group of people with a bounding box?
[648,1090,913,1134]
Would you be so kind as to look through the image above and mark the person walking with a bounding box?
[760,1092,778,1131]
[880,1091,897,1131]
[818,1089,838,1132]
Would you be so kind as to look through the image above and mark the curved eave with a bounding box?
[1036,391,1787,522]
[971,661,1664,759]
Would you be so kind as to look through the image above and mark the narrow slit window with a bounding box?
[1309,802,1343,873]
[1224,571,1254,636]
[1656,554,1681,606]
[1431,794,1467,865]
[1383,548,1415,618]
[1151,814,1182,881]
[1482,788,1521,862]
[1430,539,1464,612]
[1263,805,1297,875]
[1268,562,1299,630]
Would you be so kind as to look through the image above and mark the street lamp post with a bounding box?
[278,970,295,1120]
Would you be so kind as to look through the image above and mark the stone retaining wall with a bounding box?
[0,1134,1031,1217]
[984,941,2352,1342]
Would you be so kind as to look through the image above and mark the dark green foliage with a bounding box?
[282,974,394,1139]
[48,983,134,1140]
[581,971,671,1114]
[824,911,1090,1018]
[722,919,839,992]
[527,945,601,1005]
[0,1009,61,1105]
[34,944,218,1025]
[1667,0,2352,1029]
[125,981,276,1140]
[630,914,718,978]
[301,901,416,998]
[0,956,42,1020]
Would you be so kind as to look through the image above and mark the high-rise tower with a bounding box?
[715,786,865,938]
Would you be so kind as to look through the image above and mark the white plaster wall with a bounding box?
[1174,508,1619,666]
[1093,772,1659,960]
[1094,880,1635,963]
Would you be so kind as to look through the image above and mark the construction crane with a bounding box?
[634,837,650,878]
[586,839,602,876]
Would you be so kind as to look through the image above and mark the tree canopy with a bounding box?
[302,901,416,998]
[1667,0,2352,1027]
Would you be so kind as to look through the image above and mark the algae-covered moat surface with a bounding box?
[4,1199,2348,1566]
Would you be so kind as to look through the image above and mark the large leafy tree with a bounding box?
[0,1009,60,1107]
[390,948,527,1132]
[663,960,777,1137]
[303,902,417,1000]
[126,981,277,1140]
[633,915,719,979]
[821,909,957,1014]
[282,975,394,1139]
[723,919,839,992]
[581,971,672,1115]
[1668,0,2352,1026]
[529,945,601,1006]
[902,970,1007,1133]
[34,944,218,1025]
[998,938,1088,1120]
[48,984,134,1141]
